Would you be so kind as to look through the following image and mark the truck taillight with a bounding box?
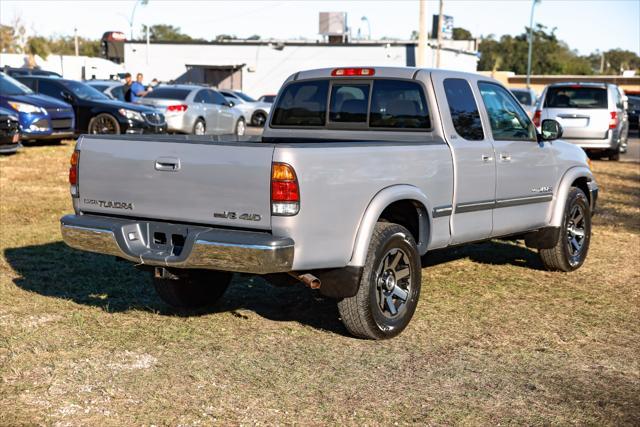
[271,162,299,216]
[69,150,80,197]
[331,68,375,77]
[609,111,618,129]
[533,110,541,127]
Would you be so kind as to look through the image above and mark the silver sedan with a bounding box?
[138,85,246,135]
[219,90,271,127]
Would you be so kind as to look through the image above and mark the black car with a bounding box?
[627,95,640,132]
[15,76,167,135]
[3,66,62,78]
[0,106,21,154]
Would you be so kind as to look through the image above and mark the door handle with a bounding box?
[500,153,512,162]
[481,154,493,162]
[155,157,181,172]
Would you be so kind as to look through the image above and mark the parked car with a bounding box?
[137,85,245,136]
[219,90,271,127]
[3,66,62,78]
[60,67,597,340]
[510,87,537,118]
[0,72,75,142]
[16,76,166,135]
[0,107,21,154]
[627,95,640,132]
[257,94,277,104]
[534,82,628,160]
[85,80,126,101]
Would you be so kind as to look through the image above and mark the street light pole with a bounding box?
[526,0,541,88]
[129,0,149,40]
[417,0,427,66]
[74,28,79,56]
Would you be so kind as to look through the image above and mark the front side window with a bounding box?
[329,84,369,123]
[370,80,430,129]
[443,78,484,141]
[209,90,228,106]
[38,80,64,100]
[271,80,329,127]
[478,82,536,142]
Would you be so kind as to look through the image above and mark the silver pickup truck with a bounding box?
[61,67,598,340]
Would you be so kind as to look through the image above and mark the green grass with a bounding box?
[1,142,639,425]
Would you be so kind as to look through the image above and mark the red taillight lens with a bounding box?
[271,162,299,216]
[69,150,79,197]
[167,104,188,112]
[609,111,618,129]
[533,110,541,127]
[331,68,375,77]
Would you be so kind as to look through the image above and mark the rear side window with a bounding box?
[271,80,329,127]
[544,86,608,109]
[329,84,369,123]
[209,90,228,106]
[443,78,484,141]
[370,80,430,129]
[145,88,191,100]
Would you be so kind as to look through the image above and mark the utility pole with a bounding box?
[74,28,79,56]
[417,0,427,67]
[526,0,541,88]
[436,0,444,68]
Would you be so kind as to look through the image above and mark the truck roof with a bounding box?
[291,67,494,84]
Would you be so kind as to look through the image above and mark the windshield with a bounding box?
[0,73,34,95]
[510,90,533,106]
[234,91,256,102]
[59,80,109,100]
[145,88,191,100]
[545,86,608,109]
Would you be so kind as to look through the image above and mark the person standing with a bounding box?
[123,73,133,102]
[129,73,152,102]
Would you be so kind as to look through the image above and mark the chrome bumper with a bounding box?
[60,214,294,274]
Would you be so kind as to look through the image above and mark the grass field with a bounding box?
[1,142,639,425]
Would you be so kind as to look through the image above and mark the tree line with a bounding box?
[2,21,638,76]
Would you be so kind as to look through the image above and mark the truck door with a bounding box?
[476,81,557,236]
[432,75,495,244]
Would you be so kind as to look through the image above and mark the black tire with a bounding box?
[539,187,591,272]
[251,111,267,127]
[235,118,246,136]
[192,118,206,135]
[608,149,620,161]
[152,269,232,309]
[337,222,421,340]
[88,113,121,134]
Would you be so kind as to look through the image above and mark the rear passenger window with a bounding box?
[271,80,329,127]
[329,84,369,123]
[443,78,484,141]
[370,80,430,129]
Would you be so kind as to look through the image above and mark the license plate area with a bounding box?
[148,223,189,256]
[558,117,589,128]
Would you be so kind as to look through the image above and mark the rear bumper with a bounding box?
[60,214,294,274]
[563,131,616,150]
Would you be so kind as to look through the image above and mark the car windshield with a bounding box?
[511,90,532,106]
[0,73,34,95]
[59,80,109,100]
[234,91,256,102]
[144,88,191,100]
[545,86,608,109]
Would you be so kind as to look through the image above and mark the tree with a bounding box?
[47,36,101,57]
[452,27,472,40]
[26,36,50,59]
[247,34,261,40]
[141,24,194,42]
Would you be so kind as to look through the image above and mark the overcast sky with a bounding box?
[1,0,638,55]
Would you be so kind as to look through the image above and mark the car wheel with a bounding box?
[193,119,206,135]
[539,187,591,272]
[235,118,246,136]
[251,111,267,127]
[608,146,620,161]
[152,269,232,309]
[337,222,421,340]
[88,114,121,134]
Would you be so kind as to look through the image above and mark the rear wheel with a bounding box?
[539,187,591,272]
[251,111,267,127]
[88,114,120,134]
[193,119,206,135]
[235,118,246,136]
[152,269,232,309]
[608,148,620,161]
[337,223,421,340]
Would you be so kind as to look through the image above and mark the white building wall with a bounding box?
[0,53,124,80]
[124,42,478,98]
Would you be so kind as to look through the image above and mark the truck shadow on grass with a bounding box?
[5,239,542,335]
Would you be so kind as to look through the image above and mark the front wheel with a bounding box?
[235,118,246,136]
[152,269,232,309]
[337,223,421,340]
[251,111,266,127]
[88,114,120,134]
[539,187,591,272]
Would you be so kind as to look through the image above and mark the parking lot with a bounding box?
[0,137,638,425]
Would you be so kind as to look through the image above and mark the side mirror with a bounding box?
[226,100,235,107]
[540,119,563,141]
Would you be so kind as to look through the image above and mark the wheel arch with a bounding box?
[550,166,594,227]
[348,185,432,267]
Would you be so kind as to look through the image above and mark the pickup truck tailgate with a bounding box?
[77,136,274,230]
